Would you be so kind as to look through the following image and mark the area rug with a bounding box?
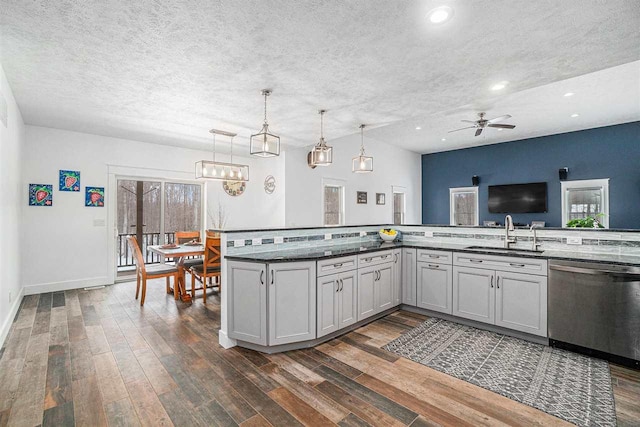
[383,318,616,427]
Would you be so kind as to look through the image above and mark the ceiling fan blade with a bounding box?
[487,114,512,123]
[448,126,476,133]
[475,128,483,137]
[488,123,516,129]
[460,120,477,124]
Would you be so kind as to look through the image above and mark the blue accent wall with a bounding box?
[421,122,640,228]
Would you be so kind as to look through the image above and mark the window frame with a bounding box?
[392,185,407,225]
[561,178,609,228]
[322,178,346,226]
[449,186,479,226]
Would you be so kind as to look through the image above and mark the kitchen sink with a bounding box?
[465,246,545,256]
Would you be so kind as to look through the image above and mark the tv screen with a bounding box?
[488,182,547,213]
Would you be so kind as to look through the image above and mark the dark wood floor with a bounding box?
[0,279,638,427]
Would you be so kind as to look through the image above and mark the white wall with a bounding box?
[21,126,285,293]
[285,133,421,227]
[0,64,25,346]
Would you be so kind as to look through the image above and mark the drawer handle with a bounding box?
[428,264,440,268]
[470,259,483,263]
[428,254,440,258]
[364,257,372,262]
[509,263,525,268]
[333,263,343,268]
[382,255,389,259]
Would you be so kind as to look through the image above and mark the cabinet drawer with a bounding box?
[417,249,452,264]
[317,255,357,277]
[453,253,548,276]
[358,250,394,268]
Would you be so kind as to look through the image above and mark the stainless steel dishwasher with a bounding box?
[549,259,640,368]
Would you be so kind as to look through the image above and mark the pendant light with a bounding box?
[250,89,280,157]
[310,109,333,166]
[195,129,249,181]
[352,124,373,173]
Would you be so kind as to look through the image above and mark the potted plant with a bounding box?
[566,213,605,228]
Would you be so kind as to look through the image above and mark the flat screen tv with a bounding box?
[488,182,547,213]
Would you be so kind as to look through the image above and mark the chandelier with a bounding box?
[310,109,332,166]
[250,89,281,157]
[195,129,249,181]
[352,124,373,173]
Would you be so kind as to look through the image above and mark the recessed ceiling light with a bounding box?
[564,92,575,97]
[427,6,453,24]
[490,81,509,91]
[571,113,580,118]
[415,126,422,130]
[441,138,446,141]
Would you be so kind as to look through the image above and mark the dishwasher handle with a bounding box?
[550,264,640,277]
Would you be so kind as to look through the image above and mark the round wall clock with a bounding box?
[264,175,276,194]
[222,180,246,196]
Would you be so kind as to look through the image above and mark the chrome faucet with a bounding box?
[504,215,516,248]
[530,224,542,251]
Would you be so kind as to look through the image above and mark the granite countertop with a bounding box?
[225,240,640,267]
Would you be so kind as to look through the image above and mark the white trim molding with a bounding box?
[0,286,25,349]
[561,178,610,228]
[321,178,346,226]
[449,186,479,226]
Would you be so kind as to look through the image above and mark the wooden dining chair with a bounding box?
[127,236,180,305]
[189,236,221,303]
[174,231,203,269]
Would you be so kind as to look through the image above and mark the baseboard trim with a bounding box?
[23,276,111,295]
[218,330,237,349]
[0,286,25,350]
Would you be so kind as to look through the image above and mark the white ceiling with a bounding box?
[1,0,639,153]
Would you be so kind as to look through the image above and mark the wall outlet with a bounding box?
[424,231,434,238]
[274,236,284,244]
[252,238,262,246]
[234,239,245,247]
[324,233,332,240]
[360,231,366,237]
[566,236,583,245]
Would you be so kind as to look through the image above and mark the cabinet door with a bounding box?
[401,248,417,306]
[417,262,453,314]
[338,270,358,329]
[392,249,402,307]
[358,265,377,321]
[228,261,267,345]
[452,266,495,324]
[375,263,394,313]
[268,262,317,345]
[317,273,339,338]
[495,271,548,337]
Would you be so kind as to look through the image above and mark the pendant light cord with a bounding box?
[360,124,366,155]
[264,92,268,124]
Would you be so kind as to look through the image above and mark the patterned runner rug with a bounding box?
[383,317,616,427]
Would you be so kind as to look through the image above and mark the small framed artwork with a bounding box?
[85,187,105,207]
[376,193,386,205]
[59,170,80,191]
[29,184,53,206]
[357,191,367,204]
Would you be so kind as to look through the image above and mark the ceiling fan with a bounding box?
[448,112,516,136]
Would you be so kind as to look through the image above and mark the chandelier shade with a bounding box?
[195,129,249,182]
[310,109,333,166]
[250,89,280,157]
[352,124,373,173]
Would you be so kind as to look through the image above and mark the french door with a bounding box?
[116,178,202,278]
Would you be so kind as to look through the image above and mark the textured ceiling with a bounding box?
[1,0,639,153]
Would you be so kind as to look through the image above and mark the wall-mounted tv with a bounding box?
[488,182,547,213]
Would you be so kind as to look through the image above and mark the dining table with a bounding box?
[148,243,205,302]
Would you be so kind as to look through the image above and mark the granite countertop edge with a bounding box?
[224,241,640,267]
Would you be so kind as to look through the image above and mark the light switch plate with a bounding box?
[252,238,262,246]
[274,236,284,244]
[566,236,582,245]
[324,233,332,240]
[234,239,245,247]
[424,231,434,238]
[359,231,366,237]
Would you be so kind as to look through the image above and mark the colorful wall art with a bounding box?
[59,170,80,191]
[29,184,53,206]
[85,187,104,207]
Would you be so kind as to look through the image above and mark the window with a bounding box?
[323,180,345,226]
[450,187,479,226]
[561,179,609,228]
[392,186,407,225]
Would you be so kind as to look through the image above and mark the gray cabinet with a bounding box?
[392,249,402,307]
[358,265,377,321]
[375,262,394,313]
[417,261,453,314]
[495,271,547,336]
[268,262,317,345]
[317,270,358,338]
[227,261,267,345]
[452,266,495,324]
[401,248,417,306]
